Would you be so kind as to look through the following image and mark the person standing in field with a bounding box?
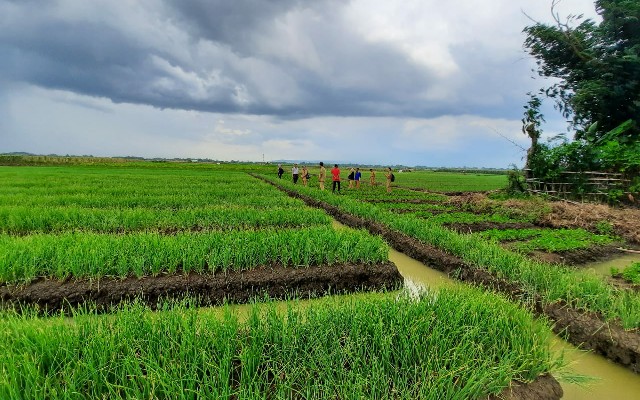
[347,167,355,189]
[292,164,299,184]
[301,165,309,186]
[331,164,341,193]
[318,162,326,190]
[385,167,394,194]
[369,168,376,186]
[354,168,362,189]
[277,164,284,179]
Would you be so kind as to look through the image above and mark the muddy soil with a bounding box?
[0,263,402,313]
[610,275,640,292]
[258,176,640,374]
[446,222,537,234]
[525,245,624,266]
[543,303,640,372]
[445,192,640,245]
[488,374,562,400]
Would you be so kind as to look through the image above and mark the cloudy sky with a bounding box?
[0,0,599,167]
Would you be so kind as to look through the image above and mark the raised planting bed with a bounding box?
[0,205,332,234]
[0,287,562,399]
[260,174,640,372]
[473,228,620,265]
[0,262,402,313]
[0,227,389,284]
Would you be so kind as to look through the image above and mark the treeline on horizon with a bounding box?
[0,154,509,174]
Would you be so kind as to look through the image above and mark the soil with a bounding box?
[488,374,563,400]
[446,222,537,234]
[610,275,640,292]
[0,262,403,314]
[525,245,624,266]
[543,302,640,372]
[445,192,640,245]
[257,176,640,374]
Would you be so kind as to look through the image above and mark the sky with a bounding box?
[0,0,600,167]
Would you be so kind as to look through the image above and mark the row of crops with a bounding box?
[388,170,508,192]
[265,174,640,329]
[337,184,619,256]
[0,167,391,282]
[0,164,564,398]
[1,287,559,399]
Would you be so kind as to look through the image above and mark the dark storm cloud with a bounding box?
[0,0,524,119]
[164,0,307,52]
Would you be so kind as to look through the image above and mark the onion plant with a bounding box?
[264,174,640,329]
[0,226,388,284]
[0,286,561,399]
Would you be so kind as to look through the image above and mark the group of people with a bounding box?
[277,163,395,193]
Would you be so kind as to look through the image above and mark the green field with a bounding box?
[0,288,559,399]
[266,173,640,329]
[0,161,565,398]
[390,170,508,192]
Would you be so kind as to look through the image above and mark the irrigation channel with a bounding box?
[333,220,640,399]
[392,246,640,399]
[583,254,640,277]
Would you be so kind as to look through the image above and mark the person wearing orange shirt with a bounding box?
[331,164,341,193]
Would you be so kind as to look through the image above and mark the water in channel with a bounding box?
[581,253,640,277]
[218,220,639,398]
[387,246,640,399]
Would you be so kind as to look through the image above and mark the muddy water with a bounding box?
[582,253,640,276]
[387,244,640,399]
[216,221,640,398]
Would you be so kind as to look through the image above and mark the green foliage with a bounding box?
[478,228,615,252]
[523,0,640,140]
[526,120,639,198]
[0,166,391,284]
[621,262,640,284]
[0,205,331,234]
[416,211,525,225]
[523,0,640,194]
[512,229,615,252]
[506,166,527,194]
[0,287,561,399]
[267,175,640,328]
[0,227,389,284]
[389,170,508,192]
[595,220,614,235]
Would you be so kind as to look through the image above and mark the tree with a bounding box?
[522,1,640,200]
[523,0,640,142]
[521,93,544,178]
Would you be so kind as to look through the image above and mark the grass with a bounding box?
[0,205,331,234]
[0,286,561,399]
[611,262,640,284]
[478,228,616,253]
[415,211,526,225]
[390,170,508,192]
[622,263,640,284]
[0,226,389,284]
[371,202,454,212]
[264,174,640,329]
